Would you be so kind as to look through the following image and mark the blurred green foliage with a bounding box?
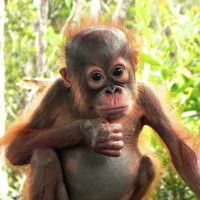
[2,0,200,199]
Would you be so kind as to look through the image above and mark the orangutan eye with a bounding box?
[111,64,129,83]
[87,67,106,90]
[88,71,106,90]
[112,67,124,77]
[91,73,103,81]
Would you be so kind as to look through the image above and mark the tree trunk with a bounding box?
[0,0,5,136]
[91,0,101,21]
[0,0,9,196]
[45,0,85,73]
[34,0,48,77]
[112,0,135,23]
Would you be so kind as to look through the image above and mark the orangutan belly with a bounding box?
[61,146,140,200]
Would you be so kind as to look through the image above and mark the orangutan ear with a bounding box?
[60,67,71,87]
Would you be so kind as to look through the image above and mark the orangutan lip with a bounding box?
[97,106,128,113]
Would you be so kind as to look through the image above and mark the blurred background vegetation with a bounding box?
[0,0,199,199]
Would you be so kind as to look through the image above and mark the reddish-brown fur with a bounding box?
[1,22,200,200]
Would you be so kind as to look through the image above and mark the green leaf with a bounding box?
[161,68,169,80]
[65,0,71,8]
[0,193,13,200]
[139,52,161,66]
[135,0,154,26]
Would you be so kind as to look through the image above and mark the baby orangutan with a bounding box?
[1,24,200,200]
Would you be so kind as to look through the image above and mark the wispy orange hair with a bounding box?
[59,17,141,69]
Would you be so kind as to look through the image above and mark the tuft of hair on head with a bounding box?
[59,17,141,70]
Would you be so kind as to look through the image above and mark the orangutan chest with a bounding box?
[60,146,140,200]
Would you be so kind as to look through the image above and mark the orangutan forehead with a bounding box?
[76,25,127,41]
[65,26,132,69]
